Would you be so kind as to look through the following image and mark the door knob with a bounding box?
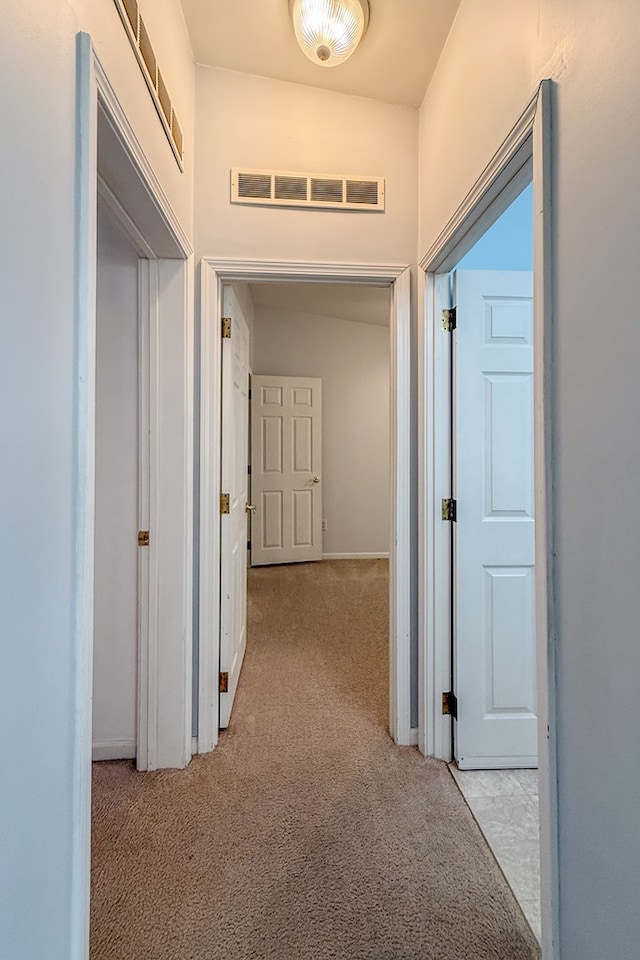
[245,503,256,513]
[312,476,321,483]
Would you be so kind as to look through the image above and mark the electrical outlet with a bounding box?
[322,519,328,531]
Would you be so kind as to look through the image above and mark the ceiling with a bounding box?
[249,282,390,326]
[180,0,461,107]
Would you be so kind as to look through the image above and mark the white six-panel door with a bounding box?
[251,375,323,566]
[219,287,250,729]
[453,270,537,769]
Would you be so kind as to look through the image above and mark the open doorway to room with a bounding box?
[443,183,542,940]
[218,280,392,738]
[197,260,413,757]
[420,83,555,958]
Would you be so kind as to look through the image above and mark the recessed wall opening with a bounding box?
[217,280,392,737]
[443,182,541,940]
[419,82,556,957]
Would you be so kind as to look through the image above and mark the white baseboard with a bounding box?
[410,728,419,747]
[322,552,390,560]
[92,739,136,762]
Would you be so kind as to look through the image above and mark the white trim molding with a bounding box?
[419,88,539,273]
[321,552,390,560]
[417,80,557,959]
[91,43,192,259]
[198,257,414,753]
[92,740,137,762]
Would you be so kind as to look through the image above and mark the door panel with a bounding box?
[92,209,141,762]
[454,269,537,769]
[219,286,250,729]
[251,375,322,566]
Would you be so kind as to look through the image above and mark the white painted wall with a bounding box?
[194,67,418,265]
[92,206,139,760]
[419,1,640,956]
[253,303,390,557]
[0,2,193,957]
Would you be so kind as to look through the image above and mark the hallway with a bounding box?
[91,560,539,959]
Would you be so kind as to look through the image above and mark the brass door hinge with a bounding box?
[442,691,458,718]
[138,530,150,547]
[220,493,230,514]
[221,317,232,338]
[441,498,457,522]
[219,671,229,693]
[442,307,457,332]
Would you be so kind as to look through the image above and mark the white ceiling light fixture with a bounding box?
[289,0,370,68]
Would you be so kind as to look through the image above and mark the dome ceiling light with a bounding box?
[289,0,370,68]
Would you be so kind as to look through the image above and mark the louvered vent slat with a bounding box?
[231,169,384,212]
[238,173,272,200]
[171,112,183,160]
[275,176,307,201]
[139,17,157,84]
[346,180,379,205]
[157,69,171,126]
[122,0,138,34]
[310,178,344,203]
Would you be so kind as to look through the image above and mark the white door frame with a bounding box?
[198,259,413,755]
[73,32,194,959]
[418,81,558,958]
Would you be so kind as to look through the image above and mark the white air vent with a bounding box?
[231,168,385,212]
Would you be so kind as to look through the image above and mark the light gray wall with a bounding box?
[253,303,390,557]
[194,66,419,265]
[419,1,640,955]
[0,2,194,957]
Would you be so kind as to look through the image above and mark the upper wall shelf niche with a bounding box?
[113,0,184,170]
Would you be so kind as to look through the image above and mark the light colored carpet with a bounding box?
[91,559,539,960]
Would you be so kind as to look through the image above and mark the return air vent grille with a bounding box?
[275,175,308,201]
[239,173,272,199]
[347,179,379,205]
[311,178,343,203]
[112,0,184,169]
[231,168,385,212]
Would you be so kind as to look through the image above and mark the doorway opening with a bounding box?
[442,182,541,939]
[197,260,413,756]
[419,82,557,958]
[217,280,392,731]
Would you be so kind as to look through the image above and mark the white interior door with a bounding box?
[251,375,323,566]
[92,208,140,761]
[453,269,537,769]
[219,286,251,729]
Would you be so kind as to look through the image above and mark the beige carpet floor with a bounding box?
[91,559,539,960]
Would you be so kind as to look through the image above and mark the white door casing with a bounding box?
[454,269,537,769]
[198,259,412,760]
[219,286,250,728]
[250,375,323,566]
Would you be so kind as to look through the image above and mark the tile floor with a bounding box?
[449,766,541,941]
